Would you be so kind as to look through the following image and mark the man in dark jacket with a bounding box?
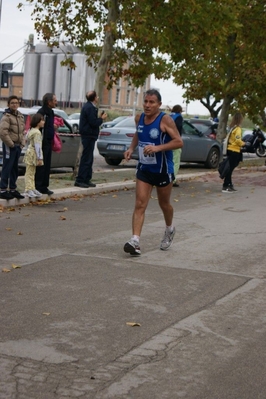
[75,91,107,188]
[35,92,57,195]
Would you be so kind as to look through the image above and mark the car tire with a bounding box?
[205,147,220,169]
[104,157,122,166]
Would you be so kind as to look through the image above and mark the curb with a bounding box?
[0,172,209,209]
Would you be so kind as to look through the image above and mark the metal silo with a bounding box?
[37,53,56,100]
[70,53,88,103]
[54,53,72,106]
[22,52,40,104]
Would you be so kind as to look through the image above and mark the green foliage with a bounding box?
[18,0,266,123]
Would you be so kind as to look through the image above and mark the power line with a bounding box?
[0,44,28,64]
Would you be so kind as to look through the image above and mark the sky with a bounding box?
[0,0,209,115]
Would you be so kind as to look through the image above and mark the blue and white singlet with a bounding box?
[137,112,174,174]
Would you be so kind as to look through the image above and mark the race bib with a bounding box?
[138,141,157,164]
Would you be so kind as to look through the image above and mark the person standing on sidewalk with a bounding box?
[23,113,44,198]
[123,89,183,256]
[222,112,245,193]
[0,96,25,200]
[75,91,107,188]
[35,93,57,195]
[170,105,183,187]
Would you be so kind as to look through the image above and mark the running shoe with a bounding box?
[33,189,43,197]
[124,239,141,256]
[160,227,176,251]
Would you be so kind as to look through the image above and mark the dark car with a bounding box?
[0,107,80,169]
[97,117,222,168]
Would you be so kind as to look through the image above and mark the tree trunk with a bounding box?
[216,95,234,143]
[73,0,119,178]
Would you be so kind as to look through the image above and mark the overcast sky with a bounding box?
[0,0,209,115]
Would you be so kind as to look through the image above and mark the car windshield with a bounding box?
[111,116,127,123]
[53,109,69,120]
[191,124,209,134]
[114,117,135,128]
[69,113,80,120]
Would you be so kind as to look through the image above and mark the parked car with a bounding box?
[101,115,130,129]
[0,107,80,170]
[68,112,80,132]
[97,116,222,168]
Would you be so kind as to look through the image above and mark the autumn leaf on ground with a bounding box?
[5,228,12,231]
[174,199,179,202]
[17,231,23,235]
[56,207,68,212]
[12,264,21,269]
[60,215,66,220]
[42,312,51,316]
[112,194,118,198]
[2,268,11,273]
[126,322,141,327]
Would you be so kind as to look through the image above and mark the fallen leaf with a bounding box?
[42,312,51,316]
[126,322,141,327]
[2,268,11,273]
[60,215,66,220]
[5,228,12,231]
[174,199,179,202]
[17,231,23,235]
[12,264,21,269]
[112,195,118,198]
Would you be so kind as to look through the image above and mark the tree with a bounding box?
[18,0,266,143]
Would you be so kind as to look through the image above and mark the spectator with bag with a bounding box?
[222,112,245,193]
[0,96,25,200]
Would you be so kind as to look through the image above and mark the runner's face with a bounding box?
[143,95,161,117]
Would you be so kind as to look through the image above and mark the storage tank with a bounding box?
[35,42,53,54]
[70,54,90,103]
[37,53,56,100]
[22,52,40,103]
[86,66,96,93]
[54,53,72,105]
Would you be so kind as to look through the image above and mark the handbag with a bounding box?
[222,126,236,155]
[52,132,62,153]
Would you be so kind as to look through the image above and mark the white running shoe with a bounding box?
[33,189,42,197]
[25,190,38,198]
[160,227,176,250]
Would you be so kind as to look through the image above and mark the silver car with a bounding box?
[97,116,222,168]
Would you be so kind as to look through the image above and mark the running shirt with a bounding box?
[137,112,174,174]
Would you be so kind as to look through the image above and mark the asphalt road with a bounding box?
[0,167,266,398]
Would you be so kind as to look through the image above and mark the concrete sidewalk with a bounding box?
[0,157,265,208]
[0,167,212,208]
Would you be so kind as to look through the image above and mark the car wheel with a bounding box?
[105,157,122,166]
[205,147,220,169]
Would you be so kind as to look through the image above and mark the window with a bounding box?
[126,90,131,104]
[115,89,120,104]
